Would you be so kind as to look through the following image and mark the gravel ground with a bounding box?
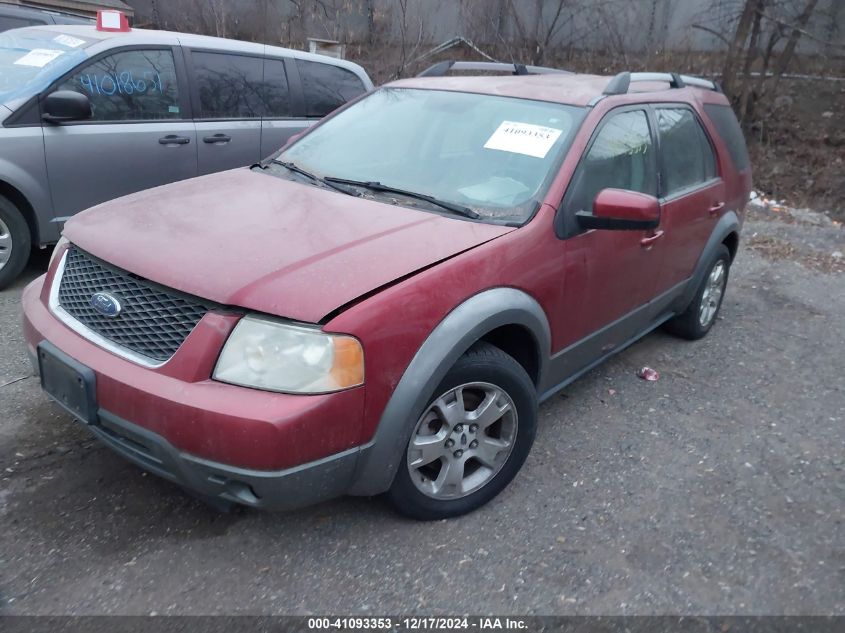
[0,206,843,616]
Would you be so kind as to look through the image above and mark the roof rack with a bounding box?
[603,71,721,95]
[417,60,571,78]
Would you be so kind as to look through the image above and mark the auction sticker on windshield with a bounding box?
[484,121,563,158]
[14,49,64,68]
[53,34,86,48]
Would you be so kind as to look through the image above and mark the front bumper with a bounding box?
[21,272,368,511]
[90,406,359,509]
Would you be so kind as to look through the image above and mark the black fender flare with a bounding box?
[676,210,741,311]
[348,287,551,496]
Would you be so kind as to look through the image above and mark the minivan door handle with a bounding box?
[203,134,232,144]
[159,135,191,145]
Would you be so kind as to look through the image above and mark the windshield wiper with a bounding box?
[270,160,359,197]
[323,177,481,220]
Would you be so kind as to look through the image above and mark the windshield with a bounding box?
[0,28,92,104]
[278,88,584,223]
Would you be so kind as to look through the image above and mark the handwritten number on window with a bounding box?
[78,71,164,97]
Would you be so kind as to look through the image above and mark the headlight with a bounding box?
[213,315,364,394]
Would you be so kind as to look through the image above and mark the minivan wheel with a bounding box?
[664,244,731,340]
[0,195,31,291]
[387,342,537,520]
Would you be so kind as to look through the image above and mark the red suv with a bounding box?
[22,64,752,520]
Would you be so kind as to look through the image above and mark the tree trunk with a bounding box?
[771,0,820,93]
[722,0,760,100]
[738,0,764,123]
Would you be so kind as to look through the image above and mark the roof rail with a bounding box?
[417,60,571,78]
[603,71,721,95]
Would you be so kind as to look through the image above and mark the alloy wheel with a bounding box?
[407,381,518,500]
[0,216,12,272]
[699,260,726,327]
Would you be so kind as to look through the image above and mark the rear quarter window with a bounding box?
[704,103,750,171]
[297,59,366,117]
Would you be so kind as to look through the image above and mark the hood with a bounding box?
[63,169,513,323]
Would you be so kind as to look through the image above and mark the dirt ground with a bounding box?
[1,200,843,615]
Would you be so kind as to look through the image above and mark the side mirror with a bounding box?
[576,188,660,231]
[42,91,92,124]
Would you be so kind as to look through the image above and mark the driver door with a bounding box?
[551,107,663,377]
[42,46,197,225]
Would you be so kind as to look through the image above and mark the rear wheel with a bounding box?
[0,195,32,291]
[664,244,731,340]
[388,343,537,520]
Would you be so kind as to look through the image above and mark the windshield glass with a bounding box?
[278,88,584,223]
[0,28,92,104]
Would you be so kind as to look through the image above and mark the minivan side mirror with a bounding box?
[42,91,92,124]
[575,188,660,231]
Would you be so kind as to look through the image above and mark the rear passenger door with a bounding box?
[651,105,725,296]
[186,49,263,174]
[42,46,197,221]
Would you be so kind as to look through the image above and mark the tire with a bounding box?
[387,342,537,520]
[664,244,731,340]
[0,195,32,291]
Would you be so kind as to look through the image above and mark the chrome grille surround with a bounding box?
[49,247,210,366]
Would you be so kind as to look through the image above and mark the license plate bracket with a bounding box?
[37,342,97,425]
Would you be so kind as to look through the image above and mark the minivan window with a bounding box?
[55,48,181,121]
[191,51,264,119]
[0,28,90,103]
[297,59,366,117]
[278,88,582,222]
[263,57,291,118]
[656,107,717,195]
[0,15,42,31]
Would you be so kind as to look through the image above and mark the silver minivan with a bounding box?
[0,24,373,288]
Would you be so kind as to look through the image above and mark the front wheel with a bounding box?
[387,342,537,520]
[0,195,32,291]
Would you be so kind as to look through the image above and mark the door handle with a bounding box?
[640,230,664,248]
[708,201,725,216]
[159,135,190,145]
[203,134,232,144]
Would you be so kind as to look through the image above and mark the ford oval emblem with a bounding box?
[90,292,122,318]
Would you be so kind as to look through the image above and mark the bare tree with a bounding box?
[504,0,572,65]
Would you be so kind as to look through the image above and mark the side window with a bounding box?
[561,109,656,235]
[656,108,717,196]
[0,16,42,31]
[191,51,264,119]
[55,49,181,121]
[297,59,366,118]
[262,57,291,118]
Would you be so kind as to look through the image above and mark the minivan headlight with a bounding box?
[213,315,364,394]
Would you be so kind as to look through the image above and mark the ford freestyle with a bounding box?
[22,63,752,520]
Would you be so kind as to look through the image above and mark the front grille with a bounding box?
[57,247,210,363]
